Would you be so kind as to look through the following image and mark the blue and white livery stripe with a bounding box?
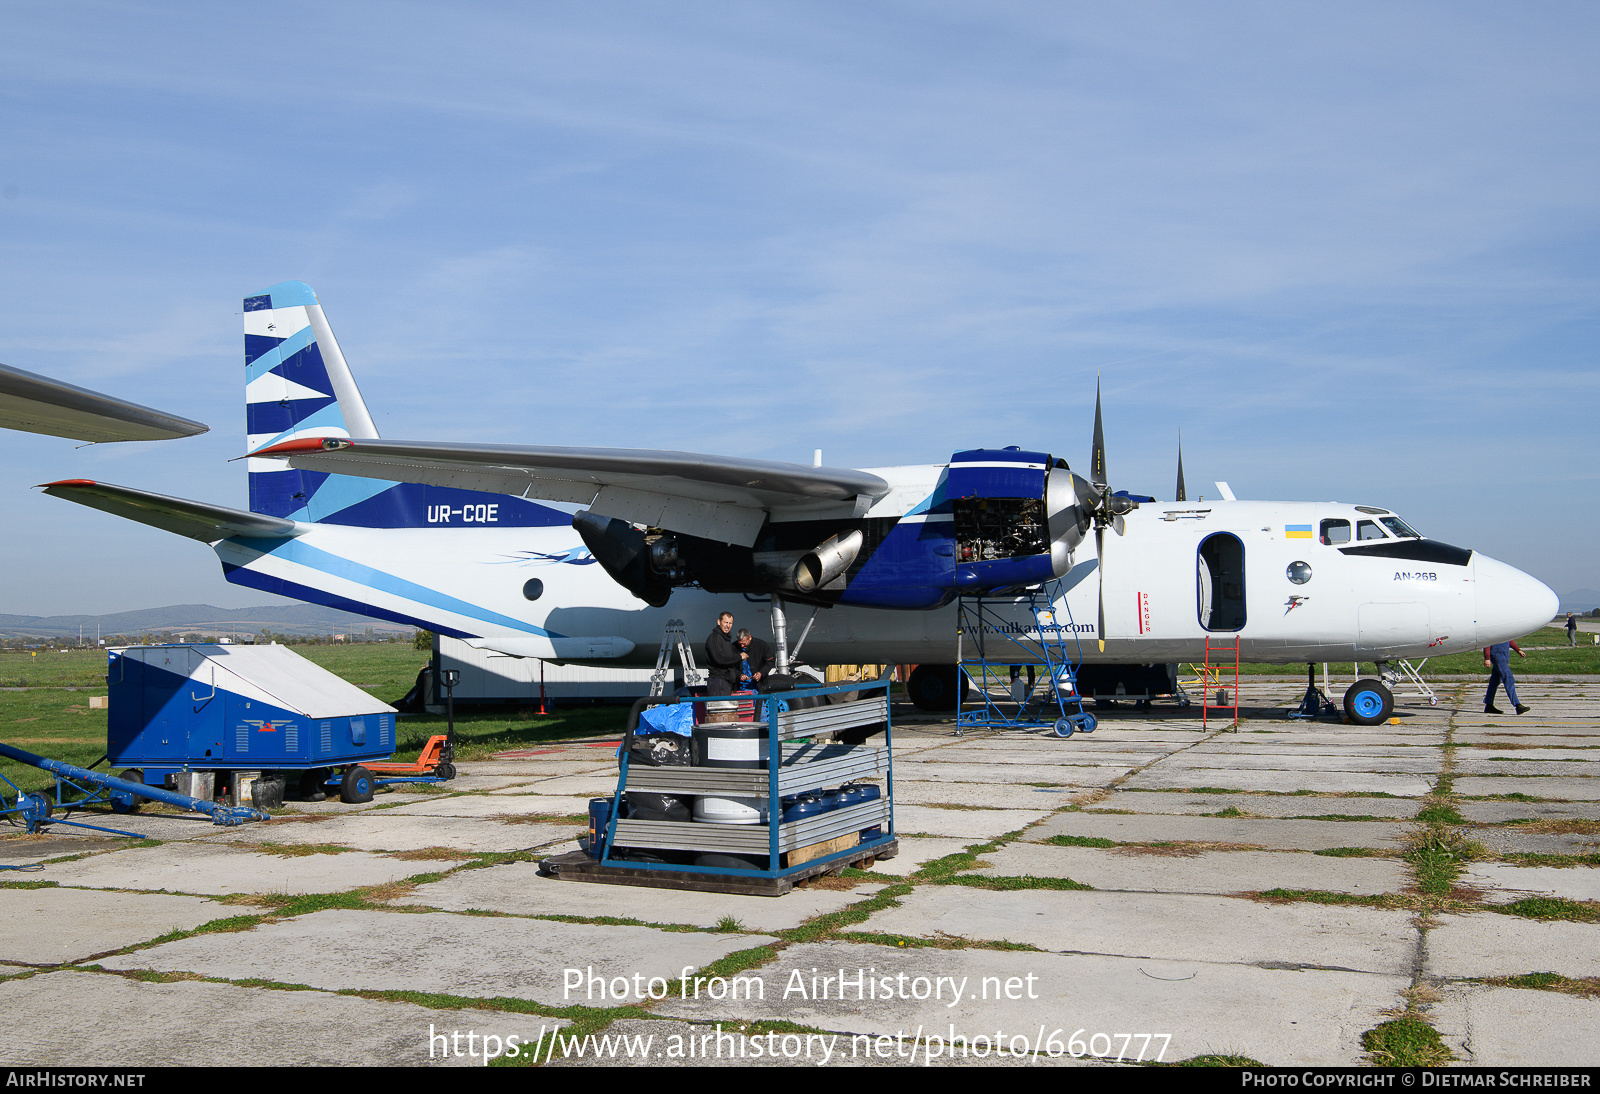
[241,281,569,530]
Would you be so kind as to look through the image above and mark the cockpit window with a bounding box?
[1320,519,1351,545]
[1380,516,1419,539]
[1356,520,1388,541]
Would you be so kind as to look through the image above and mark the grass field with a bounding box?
[0,643,627,798]
[1225,627,1600,677]
[0,643,429,693]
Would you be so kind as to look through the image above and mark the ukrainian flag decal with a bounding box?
[1285,524,1313,539]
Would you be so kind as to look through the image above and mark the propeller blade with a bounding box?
[1112,513,1125,536]
[1090,376,1107,488]
[1095,523,1107,653]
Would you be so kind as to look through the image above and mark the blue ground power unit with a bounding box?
[107,644,399,803]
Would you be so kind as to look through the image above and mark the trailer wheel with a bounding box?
[17,793,52,832]
[340,765,375,804]
[111,769,144,814]
[298,769,328,802]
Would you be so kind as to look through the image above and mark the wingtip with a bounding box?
[38,478,98,489]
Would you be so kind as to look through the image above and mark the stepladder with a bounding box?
[650,619,707,697]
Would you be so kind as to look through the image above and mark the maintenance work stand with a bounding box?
[542,679,896,897]
[954,579,1098,738]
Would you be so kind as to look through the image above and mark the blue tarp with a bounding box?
[638,703,695,737]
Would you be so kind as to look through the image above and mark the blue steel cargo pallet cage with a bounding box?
[955,579,1097,738]
[542,679,896,896]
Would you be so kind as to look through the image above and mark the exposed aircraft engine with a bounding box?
[572,511,676,608]
[947,449,1094,592]
[573,449,1102,610]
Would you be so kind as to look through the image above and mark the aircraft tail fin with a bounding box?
[245,281,380,519]
[242,280,571,531]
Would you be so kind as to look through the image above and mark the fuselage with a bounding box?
[215,463,1557,668]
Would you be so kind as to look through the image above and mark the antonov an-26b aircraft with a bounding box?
[44,281,1557,725]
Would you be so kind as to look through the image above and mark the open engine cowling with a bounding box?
[947,448,1091,591]
[572,447,1098,610]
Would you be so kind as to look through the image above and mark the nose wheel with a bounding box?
[1342,679,1394,725]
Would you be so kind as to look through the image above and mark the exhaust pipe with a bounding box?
[794,529,864,594]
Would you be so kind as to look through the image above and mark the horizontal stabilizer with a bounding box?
[464,635,636,660]
[39,480,303,542]
[1,362,208,443]
[248,437,892,546]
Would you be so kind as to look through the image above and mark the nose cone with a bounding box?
[1475,553,1559,645]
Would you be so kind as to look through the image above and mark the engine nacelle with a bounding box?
[574,511,865,607]
[947,448,1090,592]
[573,449,1104,610]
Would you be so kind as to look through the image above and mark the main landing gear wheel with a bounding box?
[906,665,969,712]
[1343,679,1394,726]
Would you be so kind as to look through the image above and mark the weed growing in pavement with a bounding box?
[1313,846,1389,857]
[930,873,1094,892]
[1487,972,1600,998]
[1361,1016,1452,1067]
[1494,897,1600,923]
[1408,825,1481,894]
[1167,1054,1267,1067]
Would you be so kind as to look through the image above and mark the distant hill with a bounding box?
[0,603,414,640]
[1560,589,1600,613]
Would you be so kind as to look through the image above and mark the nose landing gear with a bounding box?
[1342,678,1395,725]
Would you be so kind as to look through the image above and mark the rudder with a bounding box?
[241,280,569,531]
[245,281,379,518]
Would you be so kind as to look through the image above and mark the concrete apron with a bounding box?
[4,681,1597,1068]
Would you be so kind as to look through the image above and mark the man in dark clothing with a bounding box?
[1568,614,1580,647]
[1483,640,1528,715]
[736,628,774,691]
[704,611,740,696]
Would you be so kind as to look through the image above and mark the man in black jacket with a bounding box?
[704,611,740,696]
[736,628,774,691]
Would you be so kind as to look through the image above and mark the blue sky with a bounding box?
[2,1,1596,614]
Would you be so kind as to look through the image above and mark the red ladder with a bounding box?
[1201,635,1240,731]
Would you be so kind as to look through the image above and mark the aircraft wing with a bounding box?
[0,362,209,442]
[39,480,302,542]
[249,437,892,547]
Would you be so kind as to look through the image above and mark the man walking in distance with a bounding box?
[705,611,740,696]
[1484,640,1529,715]
[1568,613,1579,647]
